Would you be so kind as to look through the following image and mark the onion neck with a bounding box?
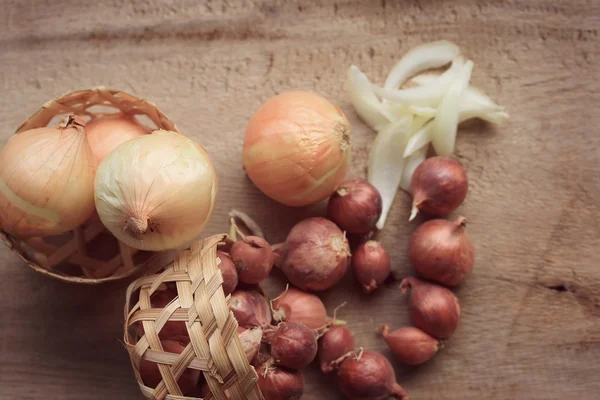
[334,121,351,151]
[124,216,149,239]
[389,382,409,399]
[453,216,467,232]
[409,197,424,221]
[399,276,418,294]
[58,114,86,132]
[272,308,286,324]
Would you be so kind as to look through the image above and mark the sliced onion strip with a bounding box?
[368,117,412,229]
[347,65,392,130]
[400,146,428,192]
[375,57,464,107]
[431,60,474,156]
[384,40,461,89]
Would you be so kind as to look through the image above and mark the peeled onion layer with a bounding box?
[375,56,465,107]
[412,74,509,124]
[399,146,427,193]
[402,102,504,159]
[347,65,392,130]
[368,117,412,230]
[431,60,474,157]
[94,130,217,251]
[384,40,460,89]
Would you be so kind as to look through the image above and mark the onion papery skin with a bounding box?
[86,116,149,163]
[410,156,468,219]
[400,276,461,339]
[278,217,351,291]
[318,325,355,373]
[409,217,474,286]
[242,91,352,207]
[337,351,408,400]
[271,287,329,330]
[0,116,96,237]
[379,325,440,365]
[94,130,217,251]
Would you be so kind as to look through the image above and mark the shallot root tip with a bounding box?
[363,279,379,293]
[409,205,419,221]
[354,347,364,361]
[399,278,413,294]
[331,350,355,367]
[230,217,247,241]
[377,325,390,336]
[391,383,410,400]
[332,301,348,323]
[455,216,468,229]
[228,209,265,238]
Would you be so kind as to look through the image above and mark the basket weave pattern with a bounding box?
[0,87,178,283]
[124,234,263,400]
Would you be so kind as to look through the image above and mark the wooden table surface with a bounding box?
[1,1,599,399]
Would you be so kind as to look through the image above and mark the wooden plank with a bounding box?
[0,0,599,399]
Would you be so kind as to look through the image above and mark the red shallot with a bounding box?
[378,325,440,365]
[409,216,474,286]
[135,289,189,344]
[318,325,355,373]
[400,276,461,339]
[138,340,200,395]
[271,287,329,330]
[352,240,391,293]
[337,350,408,400]
[217,250,239,295]
[230,289,272,329]
[327,179,382,234]
[409,156,468,221]
[256,358,305,400]
[270,322,318,369]
[278,217,351,291]
[230,235,274,285]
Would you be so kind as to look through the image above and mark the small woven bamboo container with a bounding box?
[0,87,178,283]
[124,234,264,400]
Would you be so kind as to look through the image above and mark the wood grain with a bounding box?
[1,0,599,399]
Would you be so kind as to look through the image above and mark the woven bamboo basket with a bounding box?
[124,234,264,400]
[0,87,178,283]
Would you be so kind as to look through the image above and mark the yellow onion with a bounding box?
[94,130,217,251]
[0,116,96,237]
[242,91,352,207]
[86,116,149,163]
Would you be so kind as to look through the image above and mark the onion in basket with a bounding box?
[0,115,96,237]
[86,116,149,163]
[94,130,217,251]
